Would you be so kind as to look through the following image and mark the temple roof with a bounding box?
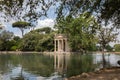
[54,34,67,39]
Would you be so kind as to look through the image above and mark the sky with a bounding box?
[0,1,120,46]
[0,0,57,37]
[4,18,55,37]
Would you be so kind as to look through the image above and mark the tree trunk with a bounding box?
[20,28,24,37]
[102,47,106,68]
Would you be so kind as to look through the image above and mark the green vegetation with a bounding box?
[56,12,99,52]
[114,44,120,52]
[0,27,54,51]
[12,21,31,37]
[98,27,118,52]
[0,1,119,52]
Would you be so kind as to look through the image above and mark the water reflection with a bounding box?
[0,54,56,80]
[54,53,70,78]
[93,53,120,68]
[54,53,97,77]
[0,53,119,80]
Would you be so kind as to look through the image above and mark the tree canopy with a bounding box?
[12,21,31,37]
[56,12,99,52]
[97,27,118,51]
[0,0,54,26]
[0,0,119,27]
[56,0,120,27]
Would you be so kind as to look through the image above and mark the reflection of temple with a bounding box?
[54,34,69,52]
[54,54,70,76]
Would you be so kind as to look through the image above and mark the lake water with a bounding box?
[0,53,120,80]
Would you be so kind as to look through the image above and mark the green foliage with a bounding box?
[11,46,17,51]
[114,44,120,52]
[0,30,14,41]
[56,0,120,27]
[12,21,31,37]
[56,12,98,52]
[0,27,54,51]
[0,39,3,50]
[105,45,113,52]
[19,31,41,51]
[0,31,21,51]
[12,21,31,28]
[0,0,54,24]
[34,27,53,34]
[19,27,54,51]
[0,30,14,51]
[98,27,118,51]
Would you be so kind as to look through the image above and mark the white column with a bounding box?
[54,39,56,52]
[54,55,56,70]
[65,39,68,52]
[58,40,60,52]
[62,39,64,51]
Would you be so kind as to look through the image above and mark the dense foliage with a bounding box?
[0,0,119,52]
[0,27,54,51]
[56,0,120,27]
[12,21,31,37]
[56,12,99,52]
[97,27,118,51]
[114,44,120,52]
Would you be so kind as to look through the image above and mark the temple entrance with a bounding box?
[54,34,69,52]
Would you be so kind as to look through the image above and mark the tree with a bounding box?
[0,0,54,26]
[97,27,118,68]
[19,27,54,51]
[114,44,120,52]
[12,21,31,37]
[0,30,14,41]
[35,27,53,34]
[0,0,119,27]
[0,24,4,32]
[0,30,14,51]
[98,27,118,51]
[55,0,120,27]
[0,39,3,50]
[105,45,113,52]
[19,31,41,51]
[0,24,3,29]
[56,12,99,52]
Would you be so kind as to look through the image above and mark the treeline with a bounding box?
[0,27,54,51]
[0,27,119,52]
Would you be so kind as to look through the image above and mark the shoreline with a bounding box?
[0,51,120,54]
[66,67,120,80]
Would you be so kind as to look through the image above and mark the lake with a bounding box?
[0,53,120,80]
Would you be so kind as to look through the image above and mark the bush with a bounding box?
[114,44,120,52]
[11,46,17,51]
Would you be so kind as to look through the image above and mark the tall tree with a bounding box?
[55,0,120,27]
[97,27,118,68]
[0,30,14,51]
[19,27,54,51]
[114,44,120,52]
[98,27,118,51]
[0,0,55,26]
[56,12,99,52]
[12,21,31,37]
[0,24,4,32]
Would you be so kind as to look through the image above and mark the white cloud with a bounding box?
[36,18,55,29]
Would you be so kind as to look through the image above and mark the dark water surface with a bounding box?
[0,53,120,80]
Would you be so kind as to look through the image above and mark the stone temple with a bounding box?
[54,34,69,52]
